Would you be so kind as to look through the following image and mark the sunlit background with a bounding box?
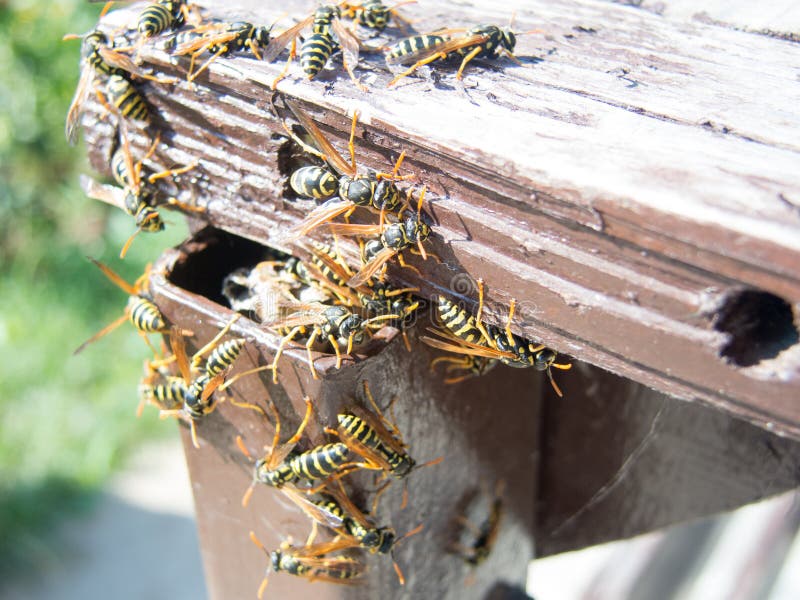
[0,0,188,582]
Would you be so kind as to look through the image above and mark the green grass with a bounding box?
[0,0,190,575]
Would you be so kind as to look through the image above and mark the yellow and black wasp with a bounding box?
[171,19,276,82]
[138,359,187,415]
[341,0,415,33]
[329,382,442,491]
[421,279,572,396]
[159,315,264,448]
[262,5,367,90]
[385,22,538,86]
[326,185,433,287]
[236,397,361,507]
[73,258,189,356]
[250,533,365,597]
[264,297,399,382]
[64,27,173,145]
[80,120,200,258]
[290,479,423,585]
[280,99,413,241]
[90,0,198,38]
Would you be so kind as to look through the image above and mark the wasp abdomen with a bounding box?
[287,442,351,480]
[300,33,338,78]
[106,74,149,123]
[128,296,165,333]
[290,166,338,199]
[205,338,245,377]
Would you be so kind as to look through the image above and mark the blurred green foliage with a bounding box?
[0,0,188,575]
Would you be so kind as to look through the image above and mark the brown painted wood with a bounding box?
[82,0,800,439]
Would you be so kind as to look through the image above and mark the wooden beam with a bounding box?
[82,0,800,437]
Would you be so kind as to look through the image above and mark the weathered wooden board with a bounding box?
[81,0,800,439]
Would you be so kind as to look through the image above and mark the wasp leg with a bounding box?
[272,36,297,89]
[305,328,321,380]
[388,51,449,87]
[188,45,229,82]
[455,46,482,80]
[271,325,303,384]
[147,160,198,184]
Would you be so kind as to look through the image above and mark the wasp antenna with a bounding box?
[120,226,144,259]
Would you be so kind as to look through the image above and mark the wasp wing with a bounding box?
[385,32,488,65]
[285,99,356,177]
[263,15,313,62]
[66,67,95,145]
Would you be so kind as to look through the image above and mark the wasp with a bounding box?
[341,0,415,33]
[450,480,505,567]
[264,296,398,383]
[237,397,362,507]
[137,357,188,416]
[137,0,194,38]
[80,123,199,258]
[327,381,442,509]
[385,23,536,86]
[281,99,412,240]
[90,0,197,37]
[64,28,173,145]
[421,279,572,396]
[327,185,433,287]
[159,315,264,448]
[429,354,498,385]
[171,20,275,82]
[301,480,423,585]
[262,5,366,90]
[73,258,188,356]
[250,533,365,597]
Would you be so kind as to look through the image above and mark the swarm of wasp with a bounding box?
[385,20,541,86]
[262,4,367,90]
[80,121,200,258]
[422,279,571,396]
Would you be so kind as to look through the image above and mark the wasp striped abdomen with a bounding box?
[290,166,338,199]
[338,413,415,477]
[106,74,149,123]
[437,295,486,345]
[127,296,166,333]
[205,338,245,377]
[300,33,339,78]
[138,0,185,38]
[287,442,352,480]
[386,34,446,64]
